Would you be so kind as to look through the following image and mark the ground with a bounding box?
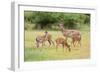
[24,30,90,61]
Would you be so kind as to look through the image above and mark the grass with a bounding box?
[24,30,90,61]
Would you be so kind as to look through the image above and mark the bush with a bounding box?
[24,11,90,30]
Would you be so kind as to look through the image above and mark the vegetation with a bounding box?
[24,11,90,30]
[24,11,90,61]
[24,30,90,61]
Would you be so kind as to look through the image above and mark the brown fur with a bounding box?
[36,31,54,48]
[71,33,81,47]
[55,37,71,52]
[59,23,81,47]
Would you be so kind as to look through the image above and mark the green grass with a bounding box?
[24,30,90,61]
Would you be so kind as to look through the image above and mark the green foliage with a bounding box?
[24,11,90,30]
[34,12,58,29]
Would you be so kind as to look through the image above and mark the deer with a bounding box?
[36,31,54,48]
[59,22,81,47]
[71,33,81,47]
[55,37,71,52]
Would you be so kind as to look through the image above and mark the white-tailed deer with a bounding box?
[59,23,81,47]
[36,31,54,48]
[55,37,71,52]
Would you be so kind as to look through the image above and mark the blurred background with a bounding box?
[24,11,90,31]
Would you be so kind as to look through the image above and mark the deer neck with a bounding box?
[44,33,48,38]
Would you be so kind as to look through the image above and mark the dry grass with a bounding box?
[24,30,90,61]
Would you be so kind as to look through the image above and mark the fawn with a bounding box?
[55,37,71,52]
[36,31,54,48]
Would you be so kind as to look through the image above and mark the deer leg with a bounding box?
[42,41,45,47]
[71,38,75,47]
[51,40,55,45]
[36,41,39,48]
[74,40,76,47]
[77,36,81,47]
[72,40,75,47]
[48,40,51,46]
[67,47,71,52]
[74,41,77,47]
[78,40,81,47]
